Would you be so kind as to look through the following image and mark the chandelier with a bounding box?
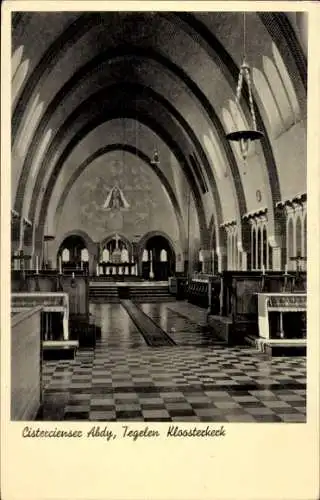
[226,13,264,161]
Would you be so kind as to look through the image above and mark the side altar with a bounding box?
[12,292,78,358]
[257,292,306,338]
[256,292,306,355]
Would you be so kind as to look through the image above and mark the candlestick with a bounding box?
[35,255,39,274]
[262,265,265,275]
[72,272,75,279]
[285,264,288,274]
[59,256,62,274]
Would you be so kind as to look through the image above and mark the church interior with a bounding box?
[11,11,307,423]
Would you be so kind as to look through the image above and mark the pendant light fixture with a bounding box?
[151,147,160,166]
[226,12,264,161]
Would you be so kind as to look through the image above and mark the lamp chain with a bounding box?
[243,12,246,59]
[245,69,257,131]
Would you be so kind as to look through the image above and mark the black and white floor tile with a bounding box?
[38,302,306,422]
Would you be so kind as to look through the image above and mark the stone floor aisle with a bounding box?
[38,302,306,422]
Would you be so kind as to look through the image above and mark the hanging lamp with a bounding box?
[226,12,264,161]
[151,147,160,166]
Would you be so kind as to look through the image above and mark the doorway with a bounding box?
[142,235,175,281]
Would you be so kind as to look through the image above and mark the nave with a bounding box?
[9,11,308,426]
[38,301,306,423]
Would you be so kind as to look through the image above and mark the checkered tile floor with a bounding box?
[140,303,220,345]
[38,302,306,422]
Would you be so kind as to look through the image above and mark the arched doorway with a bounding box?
[142,235,175,281]
[57,235,88,272]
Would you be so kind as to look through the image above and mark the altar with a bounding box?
[257,292,307,340]
[97,233,137,277]
[12,292,70,341]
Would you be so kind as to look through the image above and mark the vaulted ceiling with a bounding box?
[11,11,307,251]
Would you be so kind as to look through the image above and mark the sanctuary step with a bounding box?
[91,275,143,282]
[42,340,79,360]
[245,336,307,357]
[129,284,174,303]
[89,284,119,303]
[88,281,174,303]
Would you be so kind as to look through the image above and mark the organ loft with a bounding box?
[8,10,308,427]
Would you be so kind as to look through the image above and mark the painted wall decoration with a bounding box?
[55,152,179,244]
[103,185,130,211]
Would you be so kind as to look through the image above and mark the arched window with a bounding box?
[31,129,52,178]
[142,249,148,262]
[263,55,294,128]
[287,218,294,270]
[121,248,129,262]
[17,94,43,157]
[12,45,24,80]
[257,227,262,269]
[296,216,302,257]
[81,248,89,262]
[203,131,224,180]
[12,59,29,108]
[160,249,168,262]
[199,249,204,262]
[229,99,248,132]
[222,107,237,134]
[272,43,300,122]
[222,108,248,161]
[233,230,238,270]
[268,243,273,270]
[211,249,215,274]
[252,228,256,270]
[252,67,283,136]
[102,248,109,262]
[62,248,70,262]
[262,226,268,268]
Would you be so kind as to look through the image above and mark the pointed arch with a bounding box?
[12,59,29,108]
[62,248,70,262]
[12,45,24,80]
[263,55,294,128]
[252,67,284,137]
[81,248,89,262]
[287,218,294,270]
[272,42,300,121]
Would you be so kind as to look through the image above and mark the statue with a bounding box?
[103,185,130,211]
[111,187,121,209]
